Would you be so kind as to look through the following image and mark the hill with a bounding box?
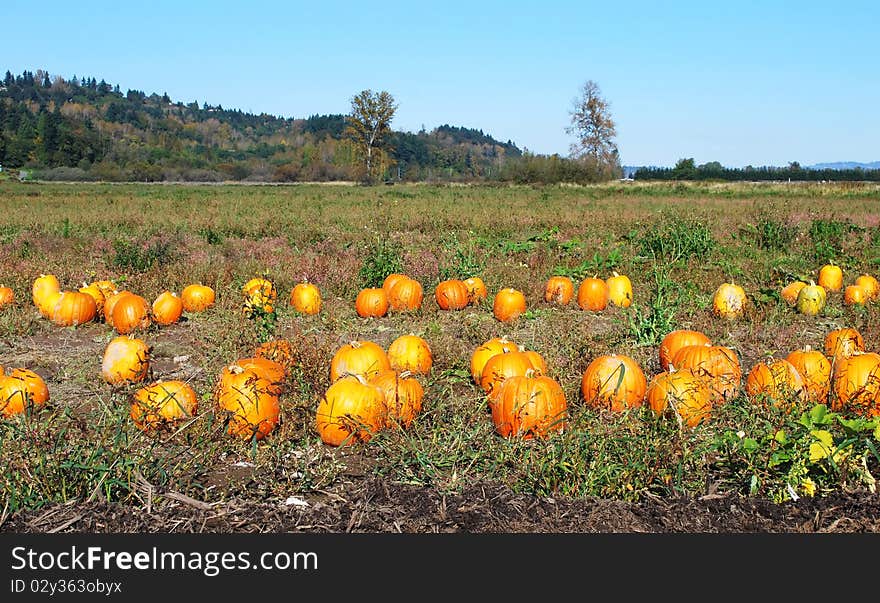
[0,69,524,182]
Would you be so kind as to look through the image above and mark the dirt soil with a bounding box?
[4,477,880,533]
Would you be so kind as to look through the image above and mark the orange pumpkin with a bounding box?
[0,371,50,417]
[479,349,538,399]
[544,276,574,305]
[315,375,386,446]
[243,277,277,301]
[369,369,424,428]
[0,286,14,310]
[151,291,183,326]
[581,354,647,411]
[388,277,423,312]
[32,274,61,317]
[470,337,518,384]
[290,282,322,315]
[786,346,831,404]
[577,277,609,311]
[659,329,711,372]
[844,285,868,307]
[51,291,97,327]
[712,282,746,319]
[646,367,712,428]
[101,336,151,385]
[382,273,410,297]
[355,287,389,318]
[491,370,567,439]
[606,272,633,308]
[254,339,295,371]
[130,380,198,431]
[817,263,843,292]
[112,293,151,335]
[231,357,286,395]
[745,359,807,407]
[781,281,808,307]
[181,284,215,312]
[671,344,741,402]
[855,274,880,301]
[78,282,105,314]
[387,334,432,375]
[830,351,880,416]
[216,366,281,440]
[523,350,548,376]
[103,290,133,325]
[92,280,118,299]
[493,288,527,322]
[434,279,470,311]
[825,328,865,362]
[463,277,488,304]
[329,340,391,382]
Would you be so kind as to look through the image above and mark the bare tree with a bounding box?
[345,89,397,183]
[566,80,620,178]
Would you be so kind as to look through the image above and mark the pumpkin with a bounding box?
[844,285,868,307]
[151,291,183,326]
[232,357,286,395]
[92,280,118,299]
[712,282,746,318]
[130,380,198,431]
[646,367,712,428]
[781,281,807,307]
[243,277,277,301]
[825,328,865,362]
[463,277,488,304]
[434,279,469,311]
[470,337,518,384]
[254,339,295,371]
[493,288,527,322]
[577,277,609,311]
[523,350,548,376]
[796,281,826,316]
[544,276,574,305]
[581,354,647,411]
[369,369,423,428]
[388,277,424,312]
[103,290,133,325]
[606,272,633,308]
[315,375,386,446]
[32,274,61,316]
[480,349,538,399]
[290,282,322,315]
[855,274,880,301]
[355,287,389,318]
[659,329,712,372]
[382,273,409,297]
[78,282,105,314]
[491,369,567,439]
[181,284,215,312]
[786,346,832,404]
[671,344,741,402]
[0,286,13,309]
[101,336,150,385]
[387,334,432,375]
[830,351,880,416]
[0,372,49,417]
[817,262,843,292]
[329,340,391,382]
[746,359,807,407]
[216,366,281,440]
[112,293,151,334]
[4,368,49,407]
[51,291,97,327]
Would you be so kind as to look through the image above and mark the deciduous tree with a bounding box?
[345,89,397,183]
[566,80,620,179]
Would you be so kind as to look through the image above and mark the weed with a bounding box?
[438,232,484,281]
[636,216,714,263]
[112,238,176,272]
[553,248,622,279]
[626,261,677,346]
[358,235,404,288]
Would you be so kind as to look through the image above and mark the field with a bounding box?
[2,180,880,533]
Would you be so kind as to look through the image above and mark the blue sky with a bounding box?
[3,0,878,167]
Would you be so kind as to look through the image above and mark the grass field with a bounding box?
[2,180,880,528]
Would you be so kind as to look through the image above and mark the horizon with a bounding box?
[3,0,877,168]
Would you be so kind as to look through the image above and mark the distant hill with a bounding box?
[0,68,522,182]
[807,161,880,170]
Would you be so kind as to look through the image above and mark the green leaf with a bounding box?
[810,404,830,426]
[741,437,760,453]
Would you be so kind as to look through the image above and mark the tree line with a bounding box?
[634,158,880,182]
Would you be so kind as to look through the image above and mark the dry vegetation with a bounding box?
[2,179,880,531]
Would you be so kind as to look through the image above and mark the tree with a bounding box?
[566,80,620,179]
[345,89,397,183]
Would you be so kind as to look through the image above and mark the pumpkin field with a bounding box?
[2,180,880,533]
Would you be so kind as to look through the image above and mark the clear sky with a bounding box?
[3,0,878,167]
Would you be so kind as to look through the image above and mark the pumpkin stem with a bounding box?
[398,370,412,379]
[524,368,537,379]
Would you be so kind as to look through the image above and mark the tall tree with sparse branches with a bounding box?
[345,89,397,184]
[566,80,620,179]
